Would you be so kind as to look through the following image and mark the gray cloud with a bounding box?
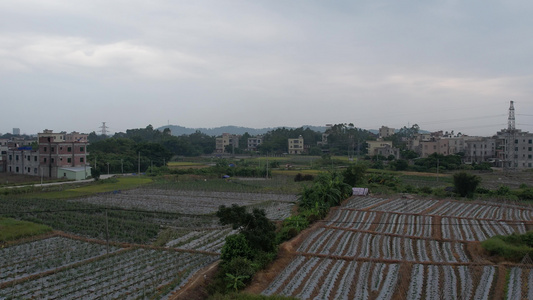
[1,0,532,136]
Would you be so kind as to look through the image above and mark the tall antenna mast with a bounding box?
[508,101,515,131]
[506,101,517,170]
[99,122,109,136]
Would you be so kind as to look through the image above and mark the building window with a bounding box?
[80,157,84,163]
[68,158,71,163]
[16,167,19,172]
[51,147,55,152]
[80,147,84,152]
[8,155,12,161]
[43,147,47,152]
[44,158,47,163]
[51,158,55,163]
[16,155,19,161]
[34,156,37,161]
[68,147,72,152]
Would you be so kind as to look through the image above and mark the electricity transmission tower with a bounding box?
[99,122,109,136]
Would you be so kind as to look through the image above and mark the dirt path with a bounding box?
[169,261,220,300]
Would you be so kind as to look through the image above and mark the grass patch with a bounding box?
[167,162,209,169]
[0,217,52,242]
[271,169,322,176]
[482,232,533,261]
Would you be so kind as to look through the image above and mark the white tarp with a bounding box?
[352,187,369,196]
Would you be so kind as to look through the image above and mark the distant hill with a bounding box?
[157,125,329,136]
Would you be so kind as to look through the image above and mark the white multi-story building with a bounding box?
[494,129,533,169]
[288,135,304,154]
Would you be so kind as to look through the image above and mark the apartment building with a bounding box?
[288,135,304,154]
[215,133,239,153]
[38,131,89,178]
[247,136,263,151]
[463,138,496,164]
[378,126,395,139]
[0,139,8,172]
[367,140,393,156]
[494,129,533,169]
[6,147,40,176]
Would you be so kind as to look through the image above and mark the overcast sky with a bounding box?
[1,1,532,136]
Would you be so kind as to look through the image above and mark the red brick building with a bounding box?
[38,130,89,179]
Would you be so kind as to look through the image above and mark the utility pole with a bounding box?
[266,153,269,179]
[105,209,110,254]
[436,159,439,182]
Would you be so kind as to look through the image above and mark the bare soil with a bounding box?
[0,173,44,186]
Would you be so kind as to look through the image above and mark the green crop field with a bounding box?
[0,217,52,242]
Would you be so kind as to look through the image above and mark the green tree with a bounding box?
[221,234,253,261]
[91,168,101,180]
[342,162,368,186]
[453,172,481,198]
[216,204,276,253]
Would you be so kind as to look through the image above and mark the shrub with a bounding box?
[432,188,454,198]
[481,232,533,261]
[276,215,309,244]
[495,185,511,196]
[419,186,433,194]
[403,185,416,193]
[516,188,533,200]
[294,173,314,182]
[475,187,491,194]
[221,234,253,261]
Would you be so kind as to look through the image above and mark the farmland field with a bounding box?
[0,181,298,299]
[255,196,533,299]
[70,189,297,216]
[0,234,218,299]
